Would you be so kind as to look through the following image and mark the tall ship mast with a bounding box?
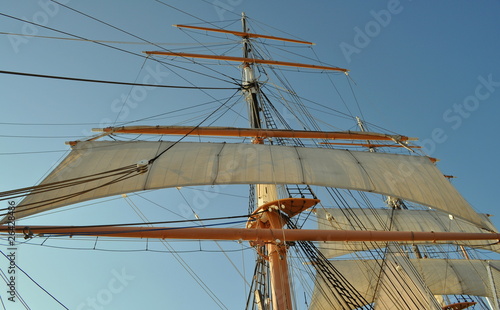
[1,4,499,310]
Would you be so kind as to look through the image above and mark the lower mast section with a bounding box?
[247,198,320,310]
[264,205,293,309]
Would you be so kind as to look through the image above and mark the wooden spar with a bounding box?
[92,126,416,142]
[174,24,314,45]
[441,301,477,310]
[320,142,421,148]
[143,51,349,72]
[7,225,500,242]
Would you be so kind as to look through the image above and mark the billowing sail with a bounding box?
[316,208,500,258]
[309,258,500,309]
[4,140,486,228]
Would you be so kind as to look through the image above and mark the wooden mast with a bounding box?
[239,12,293,310]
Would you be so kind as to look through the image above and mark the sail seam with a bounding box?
[143,141,166,190]
[345,150,376,192]
[212,142,226,185]
[293,146,307,185]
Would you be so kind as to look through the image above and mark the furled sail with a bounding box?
[309,258,500,309]
[316,208,500,258]
[4,140,486,227]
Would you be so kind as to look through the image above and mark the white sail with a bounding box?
[316,208,500,257]
[309,258,500,309]
[6,140,486,228]
[372,244,442,310]
[373,260,441,310]
[309,244,445,310]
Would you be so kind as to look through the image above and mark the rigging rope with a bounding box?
[0,31,232,46]
[0,238,253,254]
[176,189,252,286]
[0,87,239,218]
[0,12,240,87]
[0,164,139,217]
[155,0,229,28]
[0,70,237,90]
[122,197,229,310]
[52,0,241,85]
[0,250,69,309]
[0,268,31,309]
[288,220,374,309]
[147,89,240,164]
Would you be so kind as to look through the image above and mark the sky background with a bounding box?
[1,1,500,309]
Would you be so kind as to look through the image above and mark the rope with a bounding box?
[148,89,240,164]
[0,165,139,217]
[0,70,237,90]
[0,250,69,309]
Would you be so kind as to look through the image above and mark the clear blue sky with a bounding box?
[1,1,500,309]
